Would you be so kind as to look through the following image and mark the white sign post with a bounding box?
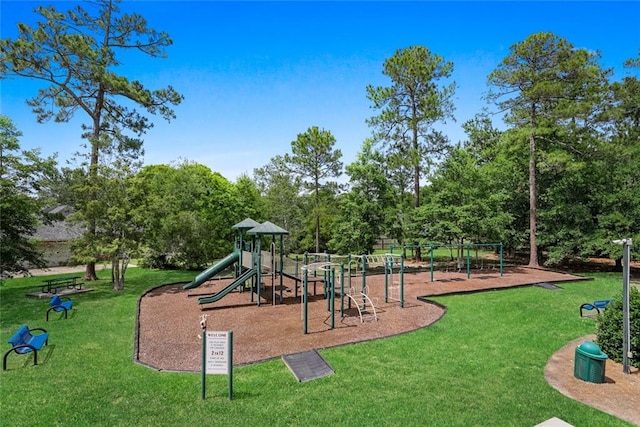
[201,322,233,400]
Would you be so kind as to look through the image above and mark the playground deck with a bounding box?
[136,267,587,372]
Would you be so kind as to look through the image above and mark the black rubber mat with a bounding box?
[282,349,334,382]
[535,282,563,290]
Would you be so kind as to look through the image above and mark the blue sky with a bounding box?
[2,1,639,181]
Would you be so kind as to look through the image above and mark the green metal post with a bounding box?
[201,327,206,400]
[234,234,239,279]
[361,255,366,293]
[303,268,308,335]
[384,255,389,303]
[256,239,261,306]
[250,244,255,303]
[400,254,405,308]
[500,242,504,276]
[466,244,471,279]
[347,253,352,291]
[279,235,284,304]
[361,256,367,310]
[330,268,335,329]
[430,245,434,282]
[340,263,345,317]
[326,255,331,311]
[228,331,233,400]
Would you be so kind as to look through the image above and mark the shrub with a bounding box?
[596,286,640,368]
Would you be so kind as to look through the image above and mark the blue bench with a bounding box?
[46,294,74,321]
[579,299,613,317]
[3,325,49,370]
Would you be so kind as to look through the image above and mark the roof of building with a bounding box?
[33,205,83,242]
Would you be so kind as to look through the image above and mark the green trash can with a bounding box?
[573,340,607,383]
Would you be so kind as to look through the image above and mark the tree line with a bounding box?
[2,0,638,288]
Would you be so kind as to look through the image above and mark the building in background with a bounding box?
[33,205,83,267]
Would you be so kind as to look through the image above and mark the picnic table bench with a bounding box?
[3,325,49,370]
[40,276,82,294]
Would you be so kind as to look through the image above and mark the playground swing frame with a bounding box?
[390,242,504,282]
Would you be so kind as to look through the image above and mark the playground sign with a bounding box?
[200,315,233,400]
[206,331,231,374]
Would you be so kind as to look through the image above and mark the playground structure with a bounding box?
[184,219,408,334]
[282,252,407,333]
[390,243,504,281]
[184,220,505,335]
[183,218,289,306]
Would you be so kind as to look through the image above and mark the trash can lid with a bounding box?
[578,340,605,356]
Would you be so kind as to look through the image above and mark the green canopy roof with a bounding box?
[232,218,261,230]
[247,221,289,236]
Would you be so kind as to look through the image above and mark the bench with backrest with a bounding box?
[40,276,82,294]
[579,299,613,317]
[3,325,49,370]
[46,294,74,321]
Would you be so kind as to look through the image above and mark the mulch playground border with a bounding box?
[134,267,588,372]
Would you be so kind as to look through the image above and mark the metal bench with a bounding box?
[3,325,49,370]
[40,276,82,294]
[46,294,74,321]
[579,299,613,317]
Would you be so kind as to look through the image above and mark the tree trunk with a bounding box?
[84,82,106,282]
[84,262,98,281]
[614,257,623,272]
[412,120,422,262]
[112,256,128,291]
[528,131,539,268]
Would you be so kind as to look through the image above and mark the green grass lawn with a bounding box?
[0,268,633,426]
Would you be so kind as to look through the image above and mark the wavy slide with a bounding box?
[183,252,239,290]
[197,268,256,305]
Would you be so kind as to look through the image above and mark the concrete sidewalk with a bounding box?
[27,265,110,277]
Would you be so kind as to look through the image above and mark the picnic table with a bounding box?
[40,276,82,294]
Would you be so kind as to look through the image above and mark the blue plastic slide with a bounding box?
[183,252,240,290]
[197,268,256,304]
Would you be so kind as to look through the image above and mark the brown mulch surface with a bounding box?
[137,266,578,370]
[137,266,638,424]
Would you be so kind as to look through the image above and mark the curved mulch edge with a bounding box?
[133,279,447,372]
[133,280,448,371]
[134,268,589,370]
[238,298,450,369]
[133,281,189,372]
